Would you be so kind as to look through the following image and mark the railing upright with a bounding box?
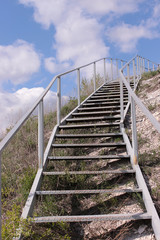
[104,58,106,83]
[131,96,138,165]
[120,72,124,122]
[93,62,96,91]
[116,59,119,80]
[77,69,80,105]
[57,76,61,125]
[111,59,113,81]
[133,59,136,89]
[38,100,44,169]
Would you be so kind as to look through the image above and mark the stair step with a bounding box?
[52,143,125,148]
[90,95,128,99]
[56,133,122,138]
[72,111,120,116]
[78,106,122,111]
[43,169,135,175]
[87,98,128,103]
[59,122,120,129]
[33,213,151,223]
[48,155,130,160]
[66,116,120,122]
[83,101,128,107]
[36,188,141,195]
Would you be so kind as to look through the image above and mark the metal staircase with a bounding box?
[1,56,160,239]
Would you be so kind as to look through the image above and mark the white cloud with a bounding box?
[0,87,68,136]
[0,40,41,85]
[153,2,160,18]
[79,0,143,15]
[19,0,110,73]
[106,23,159,53]
[44,57,70,74]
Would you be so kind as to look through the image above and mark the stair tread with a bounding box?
[72,111,120,116]
[56,133,122,138]
[36,188,141,195]
[66,116,120,122]
[48,155,130,160]
[52,143,125,148]
[59,122,120,129]
[78,106,123,111]
[33,213,151,223]
[87,97,128,102]
[43,169,135,175]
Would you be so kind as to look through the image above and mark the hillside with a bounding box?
[136,71,160,216]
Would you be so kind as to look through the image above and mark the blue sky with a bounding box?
[0,0,160,134]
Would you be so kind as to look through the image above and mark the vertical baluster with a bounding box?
[77,69,80,106]
[153,63,155,71]
[143,58,145,73]
[57,76,61,125]
[93,62,96,91]
[148,60,150,72]
[120,76,124,122]
[136,56,139,77]
[116,59,119,80]
[38,100,44,169]
[133,59,136,90]
[111,59,113,81]
[104,58,106,83]
[131,97,138,165]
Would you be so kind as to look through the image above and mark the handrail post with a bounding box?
[133,59,136,89]
[153,63,155,71]
[120,73,124,122]
[116,59,119,81]
[104,58,106,83]
[77,69,80,105]
[148,60,150,72]
[127,64,130,83]
[143,58,145,72]
[140,57,142,78]
[136,56,139,77]
[57,76,61,125]
[93,62,96,91]
[131,97,138,165]
[111,58,113,81]
[38,100,44,169]
[121,60,123,68]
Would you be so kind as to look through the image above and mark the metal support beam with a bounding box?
[38,100,44,169]
[135,165,160,240]
[57,77,61,125]
[93,62,96,91]
[77,69,80,106]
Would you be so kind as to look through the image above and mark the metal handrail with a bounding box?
[0,57,126,155]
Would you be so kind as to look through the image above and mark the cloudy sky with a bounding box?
[1,0,160,135]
